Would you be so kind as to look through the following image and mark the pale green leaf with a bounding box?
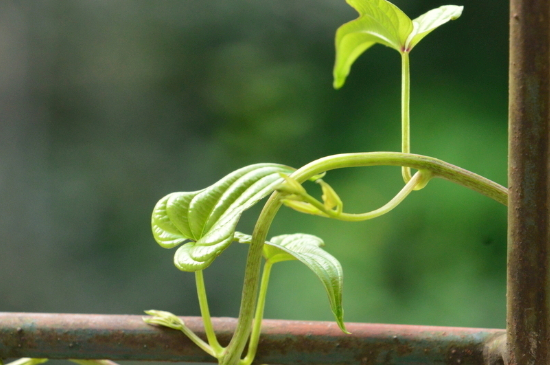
[173,241,217,271]
[333,0,412,88]
[151,164,294,271]
[405,5,463,51]
[319,180,343,212]
[265,234,348,333]
[333,0,463,89]
[152,192,197,248]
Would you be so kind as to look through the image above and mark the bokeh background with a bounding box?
[1,0,508,346]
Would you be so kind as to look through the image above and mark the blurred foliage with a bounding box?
[0,0,507,334]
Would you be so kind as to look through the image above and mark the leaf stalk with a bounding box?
[401,51,412,183]
[240,261,274,365]
[196,270,224,356]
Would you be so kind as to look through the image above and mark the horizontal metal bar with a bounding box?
[0,313,505,364]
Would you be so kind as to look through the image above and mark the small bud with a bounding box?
[282,199,327,216]
[318,180,343,213]
[308,171,327,182]
[143,310,185,331]
[276,174,307,196]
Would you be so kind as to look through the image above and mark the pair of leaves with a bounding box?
[237,232,347,333]
[152,164,347,332]
[151,163,294,271]
[334,0,463,88]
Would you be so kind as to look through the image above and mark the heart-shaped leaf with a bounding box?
[333,0,463,88]
[151,164,294,272]
[264,234,348,333]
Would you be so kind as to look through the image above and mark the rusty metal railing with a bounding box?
[507,0,550,364]
[1,0,549,364]
[0,313,505,364]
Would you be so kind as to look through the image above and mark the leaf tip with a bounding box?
[336,318,350,334]
[453,5,465,19]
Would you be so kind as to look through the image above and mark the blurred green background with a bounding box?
[1,0,507,333]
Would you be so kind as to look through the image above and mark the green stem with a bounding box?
[240,261,273,365]
[293,152,507,205]
[195,270,224,356]
[299,170,427,221]
[180,326,216,357]
[219,195,282,365]
[401,51,412,183]
[221,151,507,365]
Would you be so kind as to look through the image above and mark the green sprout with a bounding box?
[143,2,503,365]
[333,0,463,182]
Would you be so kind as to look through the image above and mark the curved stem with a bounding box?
[240,261,273,365]
[401,52,412,183]
[221,151,507,365]
[195,270,223,356]
[299,170,426,221]
[179,326,216,358]
[293,152,507,206]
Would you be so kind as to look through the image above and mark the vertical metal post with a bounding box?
[508,0,550,364]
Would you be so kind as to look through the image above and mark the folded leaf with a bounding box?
[265,234,348,333]
[405,5,463,51]
[151,164,294,271]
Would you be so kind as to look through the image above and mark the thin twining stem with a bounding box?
[295,170,426,221]
[401,52,412,183]
[195,270,224,356]
[240,261,273,365]
[180,324,216,357]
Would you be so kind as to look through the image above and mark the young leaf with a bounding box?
[151,164,294,271]
[318,180,343,213]
[334,0,412,88]
[405,5,463,50]
[264,234,349,333]
[333,0,463,88]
